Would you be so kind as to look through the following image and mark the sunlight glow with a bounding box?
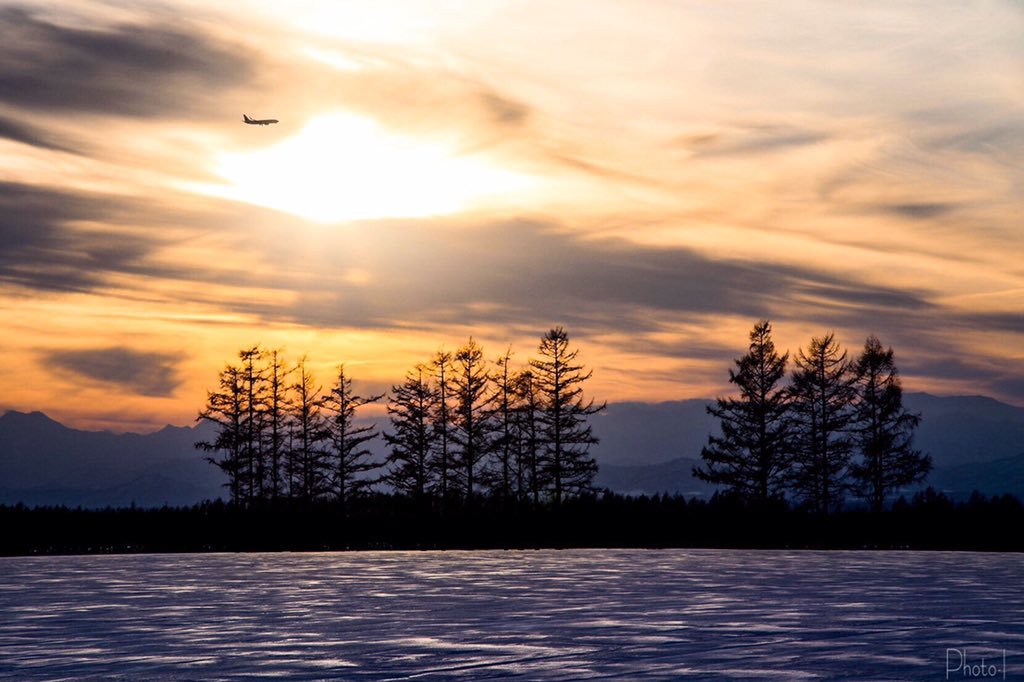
[194,113,534,223]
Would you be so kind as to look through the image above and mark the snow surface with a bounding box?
[0,549,1021,679]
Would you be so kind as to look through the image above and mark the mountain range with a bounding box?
[1,393,1021,507]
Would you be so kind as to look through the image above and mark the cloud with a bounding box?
[960,311,1024,336]
[223,218,934,337]
[0,182,108,293]
[0,182,171,293]
[0,114,75,152]
[681,125,830,158]
[305,56,538,145]
[991,377,1024,402]
[43,347,183,397]
[477,91,531,127]
[876,203,959,220]
[900,356,1004,386]
[2,0,1023,425]
[0,6,254,119]
[0,178,1006,403]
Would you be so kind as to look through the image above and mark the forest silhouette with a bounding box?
[3,322,1021,554]
[195,321,931,514]
[195,327,603,509]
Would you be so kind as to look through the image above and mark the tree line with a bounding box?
[5,488,1022,554]
[695,320,931,513]
[196,327,604,508]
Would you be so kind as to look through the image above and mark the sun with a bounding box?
[192,112,534,223]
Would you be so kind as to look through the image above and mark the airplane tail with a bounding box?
[243,114,252,122]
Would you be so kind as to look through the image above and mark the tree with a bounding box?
[196,363,246,504]
[263,348,291,500]
[287,355,328,502]
[513,369,543,504]
[451,338,497,503]
[383,364,437,503]
[530,327,604,504]
[322,364,383,507]
[487,347,518,501]
[430,350,456,502]
[789,332,856,514]
[695,320,792,503]
[850,335,931,512]
[238,345,267,501]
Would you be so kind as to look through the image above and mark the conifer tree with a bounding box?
[322,364,383,507]
[451,338,496,503]
[513,369,543,504]
[694,320,792,503]
[263,348,291,500]
[487,347,518,501]
[850,335,931,512]
[530,327,604,504]
[287,356,328,502]
[789,332,856,514]
[238,345,267,501]
[383,364,437,503]
[196,363,246,504]
[431,350,455,502]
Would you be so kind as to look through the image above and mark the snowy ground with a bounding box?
[0,549,1021,680]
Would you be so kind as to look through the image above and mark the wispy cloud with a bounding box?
[0,114,75,152]
[43,347,183,398]
[0,6,254,119]
[680,125,831,158]
[0,182,178,293]
[1,0,1023,429]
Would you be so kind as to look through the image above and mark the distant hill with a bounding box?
[590,399,715,466]
[594,457,715,498]
[929,453,1024,500]
[1,392,1022,506]
[904,393,1024,469]
[590,393,1024,499]
[0,411,223,507]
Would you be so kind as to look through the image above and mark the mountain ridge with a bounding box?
[2,391,1022,506]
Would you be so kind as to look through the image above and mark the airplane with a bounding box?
[243,114,278,126]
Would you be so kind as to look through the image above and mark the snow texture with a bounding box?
[0,549,1021,679]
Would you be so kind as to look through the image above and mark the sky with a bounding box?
[1,0,1022,432]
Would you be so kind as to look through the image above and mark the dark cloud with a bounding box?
[43,347,183,397]
[0,182,109,292]
[959,311,1024,336]
[0,114,74,152]
[0,181,184,294]
[900,356,1002,385]
[229,219,934,339]
[990,377,1024,404]
[899,353,1024,406]
[877,203,958,220]
[790,280,928,311]
[0,6,254,118]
